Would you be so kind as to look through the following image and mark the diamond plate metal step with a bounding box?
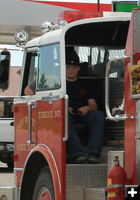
[85,188,106,200]
[66,164,107,200]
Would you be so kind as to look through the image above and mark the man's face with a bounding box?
[66,64,80,80]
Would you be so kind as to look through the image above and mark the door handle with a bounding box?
[27,101,36,144]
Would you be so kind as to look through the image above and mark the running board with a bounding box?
[85,188,106,200]
[66,164,108,200]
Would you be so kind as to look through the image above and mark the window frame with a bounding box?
[36,43,61,92]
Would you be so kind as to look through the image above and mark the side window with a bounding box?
[28,52,38,85]
[37,44,61,91]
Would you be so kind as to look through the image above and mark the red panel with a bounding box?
[36,98,66,200]
[124,59,136,183]
[14,103,37,185]
[24,0,112,12]
[14,98,66,200]
[124,54,140,184]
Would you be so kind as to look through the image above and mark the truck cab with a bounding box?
[11,11,133,200]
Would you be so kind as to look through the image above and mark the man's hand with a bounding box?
[24,86,35,95]
[69,107,76,115]
[78,99,98,116]
[69,98,98,116]
[78,106,90,116]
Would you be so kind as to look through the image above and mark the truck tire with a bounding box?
[33,166,55,200]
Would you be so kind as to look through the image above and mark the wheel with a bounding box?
[33,166,55,200]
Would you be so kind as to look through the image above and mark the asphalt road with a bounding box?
[0,162,14,186]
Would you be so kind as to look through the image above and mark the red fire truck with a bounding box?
[0,1,140,200]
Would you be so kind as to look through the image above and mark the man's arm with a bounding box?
[88,99,98,111]
[24,86,35,95]
[24,79,36,95]
[78,99,98,116]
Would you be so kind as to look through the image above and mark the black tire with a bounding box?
[33,166,55,200]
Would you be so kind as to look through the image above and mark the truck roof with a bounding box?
[25,12,131,48]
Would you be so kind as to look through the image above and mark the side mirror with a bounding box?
[0,50,10,90]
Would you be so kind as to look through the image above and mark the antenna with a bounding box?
[97,0,100,11]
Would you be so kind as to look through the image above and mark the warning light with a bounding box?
[58,10,103,23]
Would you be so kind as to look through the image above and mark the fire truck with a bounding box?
[1,1,140,199]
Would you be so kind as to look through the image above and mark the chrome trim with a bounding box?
[14,168,24,171]
[107,184,124,188]
[27,100,36,144]
[131,94,140,99]
[0,118,14,120]
[27,101,32,145]
[14,96,36,105]
[0,95,19,98]
[41,93,60,104]
[63,95,68,142]
[105,57,134,121]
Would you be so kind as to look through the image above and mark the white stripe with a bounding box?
[32,0,112,4]
[29,0,138,3]
[14,168,24,171]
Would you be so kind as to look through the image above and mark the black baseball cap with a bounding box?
[66,47,81,66]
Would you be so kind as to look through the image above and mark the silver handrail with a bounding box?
[63,95,69,142]
[27,101,32,144]
[105,57,134,122]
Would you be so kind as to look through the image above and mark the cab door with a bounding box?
[35,43,67,197]
[14,49,38,185]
